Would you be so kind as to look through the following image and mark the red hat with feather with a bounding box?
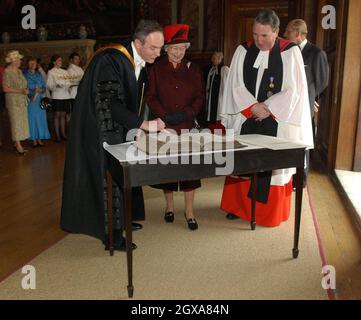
[163,24,190,45]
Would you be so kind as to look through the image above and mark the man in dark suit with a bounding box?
[61,20,165,251]
[284,19,329,184]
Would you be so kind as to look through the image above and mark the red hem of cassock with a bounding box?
[220,177,293,227]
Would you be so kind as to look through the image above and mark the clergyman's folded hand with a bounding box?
[251,103,271,121]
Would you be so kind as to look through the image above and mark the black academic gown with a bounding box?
[61,41,145,242]
[205,64,224,123]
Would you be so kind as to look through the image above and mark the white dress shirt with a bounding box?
[299,38,308,52]
[131,41,145,80]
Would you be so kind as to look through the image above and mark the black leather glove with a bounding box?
[163,112,187,125]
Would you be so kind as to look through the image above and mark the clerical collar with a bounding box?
[299,38,308,51]
[131,41,146,69]
[253,50,269,69]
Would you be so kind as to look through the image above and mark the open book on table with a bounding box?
[135,130,247,156]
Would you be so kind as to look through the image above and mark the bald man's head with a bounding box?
[284,19,308,44]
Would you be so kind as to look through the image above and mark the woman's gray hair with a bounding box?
[254,9,280,32]
[164,43,191,52]
[213,51,224,59]
[133,20,163,44]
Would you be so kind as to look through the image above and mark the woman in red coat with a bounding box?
[146,24,205,230]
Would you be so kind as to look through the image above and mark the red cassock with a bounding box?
[146,56,205,134]
[221,177,293,227]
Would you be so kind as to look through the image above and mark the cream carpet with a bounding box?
[0,178,327,300]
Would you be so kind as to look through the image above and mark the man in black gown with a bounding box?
[61,20,165,251]
[204,52,229,131]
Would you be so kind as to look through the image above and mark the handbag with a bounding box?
[40,97,52,111]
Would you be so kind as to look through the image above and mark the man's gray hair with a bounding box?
[254,9,280,32]
[133,20,163,43]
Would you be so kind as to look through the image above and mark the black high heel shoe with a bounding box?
[184,213,198,231]
[164,211,174,223]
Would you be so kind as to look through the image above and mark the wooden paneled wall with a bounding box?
[335,0,361,171]
[355,93,361,171]
[148,0,224,69]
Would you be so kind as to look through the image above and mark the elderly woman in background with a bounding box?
[24,57,50,147]
[2,50,29,154]
[47,54,71,143]
[146,24,205,230]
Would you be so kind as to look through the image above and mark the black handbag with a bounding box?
[40,97,52,111]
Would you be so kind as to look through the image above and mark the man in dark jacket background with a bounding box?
[284,19,329,185]
[61,20,165,251]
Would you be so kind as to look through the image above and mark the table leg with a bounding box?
[106,172,114,256]
[293,166,304,259]
[251,173,257,230]
[123,166,134,298]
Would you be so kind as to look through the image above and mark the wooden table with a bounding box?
[104,136,306,298]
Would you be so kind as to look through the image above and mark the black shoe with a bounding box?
[226,213,240,220]
[164,211,174,223]
[132,222,143,231]
[184,214,198,231]
[104,236,137,252]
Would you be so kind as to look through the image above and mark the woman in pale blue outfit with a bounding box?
[24,57,50,147]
